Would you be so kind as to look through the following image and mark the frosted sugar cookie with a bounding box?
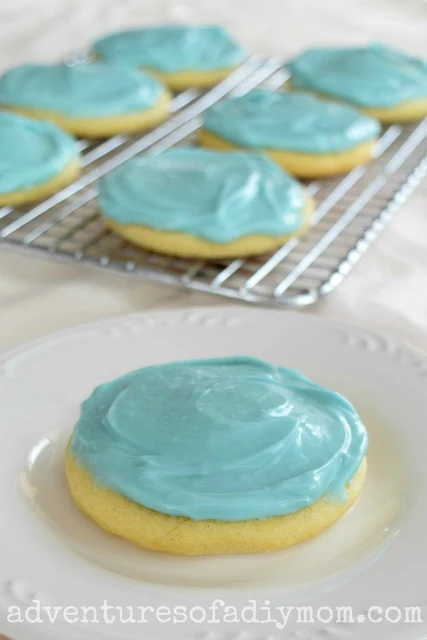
[98,148,314,259]
[0,111,80,206]
[66,356,368,556]
[200,90,381,178]
[0,63,171,137]
[288,43,427,123]
[93,24,246,90]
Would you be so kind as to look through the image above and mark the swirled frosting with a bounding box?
[98,149,306,242]
[288,43,427,108]
[93,24,246,73]
[203,90,380,153]
[0,63,164,117]
[70,357,368,521]
[0,111,78,193]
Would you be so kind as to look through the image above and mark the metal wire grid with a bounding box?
[1,56,426,306]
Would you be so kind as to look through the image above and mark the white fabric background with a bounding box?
[0,0,427,357]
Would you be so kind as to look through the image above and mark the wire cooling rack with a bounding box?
[1,56,427,306]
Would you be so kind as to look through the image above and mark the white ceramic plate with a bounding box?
[0,307,426,640]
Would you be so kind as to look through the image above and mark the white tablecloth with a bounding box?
[1,0,427,357]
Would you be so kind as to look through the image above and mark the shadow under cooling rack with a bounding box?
[1,56,427,306]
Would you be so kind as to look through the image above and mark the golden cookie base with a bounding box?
[361,97,427,123]
[286,82,427,123]
[198,129,378,178]
[102,196,315,259]
[141,66,240,91]
[0,160,81,206]
[65,449,367,556]
[1,92,172,138]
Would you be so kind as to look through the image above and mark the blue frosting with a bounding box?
[93,24,246,73]
[98,148,306,243]
[0,63,164,117]
[203,90,381,153]
[70,357,368,521]
[0,111,78,193]
[288,42,427,108]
